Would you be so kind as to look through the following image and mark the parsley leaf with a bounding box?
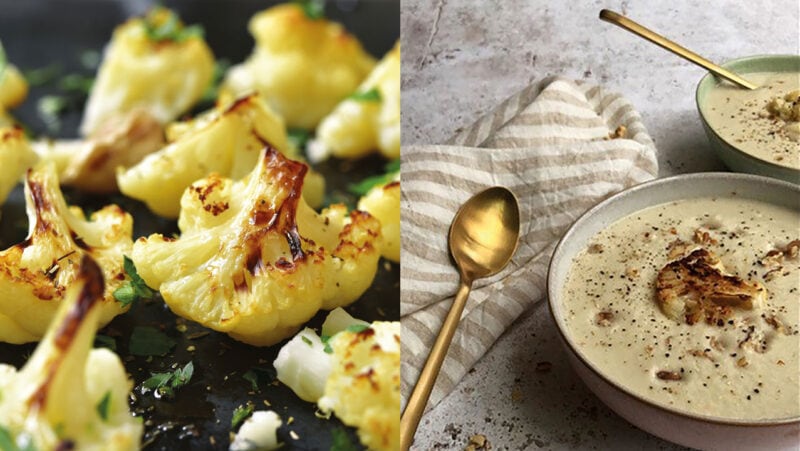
[320,334,334,354]
[231,403,254,430]
[347,88,382,102]
[346,324,370,334]
[142,361,194,399]
[301,335,313,346]
[114,256,156,306]
[143,8,204,43]
[294,0,326,20]
[347,159,399,196]
[23,64,62,87]
[330,427,358,451]
[0,426,15,451]
[242,370,259,392]
[129,326,175,357]
[96,391,111,421]
[287,128,311,151]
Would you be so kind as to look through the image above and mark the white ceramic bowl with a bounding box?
[547,172,800,451]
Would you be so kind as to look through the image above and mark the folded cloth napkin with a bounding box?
[400,76,659,413]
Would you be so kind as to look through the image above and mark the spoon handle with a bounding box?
[599,9,757,90]
[400,280,472,450]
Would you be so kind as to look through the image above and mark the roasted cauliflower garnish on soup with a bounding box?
[80,7,214,136]
[0,126,37,206]
[0,163,132,344]
[221,3,375,129]
[117,94,324,218]
[131,147,381,346]
[312,42,400,162]
[358,180,400,263]
[0,255,142,451]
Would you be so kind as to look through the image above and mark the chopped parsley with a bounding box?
[142,361,194,399]
[294,0,326,20]
[0,426,38,451]
[231,403,254,430]
[321,334,334,354]
[347,159,399,196]
[129,326,176,357]
[346,324,370,334]
[143,8,204,43]
[94,334,117,351]
[242,370,259,392]
[114,256,156,306]
[22,64,62,87]
[96,391,111,421]
[330,427,357,451]
[287,128,311,151]
[301,335,313,347]
[37,95,69,133]
[241,367,277,392]
[347,88,382,102]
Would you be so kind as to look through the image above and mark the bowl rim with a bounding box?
[546,171,800,427]
[695,53,800,174]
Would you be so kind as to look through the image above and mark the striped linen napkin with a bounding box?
[400,76,659,413]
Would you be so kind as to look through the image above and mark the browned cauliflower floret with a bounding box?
[656,248,767,325]
[0,163,133,343]
[130,147,381,346]
[0,255,142,450]
[80,7,214,136]
[33,108,165,193]
[311,42,400,162]
[0,126,37,205]
[221,3,375,129]
[358,180,400,263]
[117,94,324,218]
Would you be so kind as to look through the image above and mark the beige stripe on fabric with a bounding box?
[400,76,659,415]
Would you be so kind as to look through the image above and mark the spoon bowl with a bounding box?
[400,186,520,450]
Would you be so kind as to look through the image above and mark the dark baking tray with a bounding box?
[0,1,399,449]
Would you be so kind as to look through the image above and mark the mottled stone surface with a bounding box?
[401,0,798,449]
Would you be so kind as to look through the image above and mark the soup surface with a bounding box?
[563,197,799,421]
[704,72,800,170]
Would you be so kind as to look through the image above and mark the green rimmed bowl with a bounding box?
[696,54,800,184]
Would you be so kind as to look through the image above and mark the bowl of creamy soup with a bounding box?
[547,173,799,450]
[696,55,800,184]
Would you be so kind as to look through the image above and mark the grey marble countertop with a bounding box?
[400,0,798,449]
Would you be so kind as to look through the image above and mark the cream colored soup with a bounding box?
[563,197,799,421]
[704,72,800,170]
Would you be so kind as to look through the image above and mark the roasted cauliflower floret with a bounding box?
[131,147,381,346]
[319,321,400,451]
[33,108,165,193]
[0,41,28,111]
[0,255,142,450]
[221,3,375,129]
[656,248,767,325]
[0,163,132,344]
[80,7,214,136]
[0,126,37,205]
[117,94,324,218]
[311,42,400,161]
[358,180,400,262]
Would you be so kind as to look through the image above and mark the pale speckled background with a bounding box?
[401,0,799,449]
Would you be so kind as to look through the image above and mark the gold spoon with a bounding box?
[599,9,758,90]
[399,186,520,451]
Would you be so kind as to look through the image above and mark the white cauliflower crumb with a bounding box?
[229,410,282,451]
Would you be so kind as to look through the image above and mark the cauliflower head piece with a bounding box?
[0,41,28,111]
[0,255,143,451]
[131,147,381,346]
[0,126,37,206]
[221,3,375,129]
[358,180,400,263]
[80,7,214,136]
[0,163,133,344]
[312,42,400,162]
[319,321,400,451]
[33,108,165,193]
[117,94,324,218]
